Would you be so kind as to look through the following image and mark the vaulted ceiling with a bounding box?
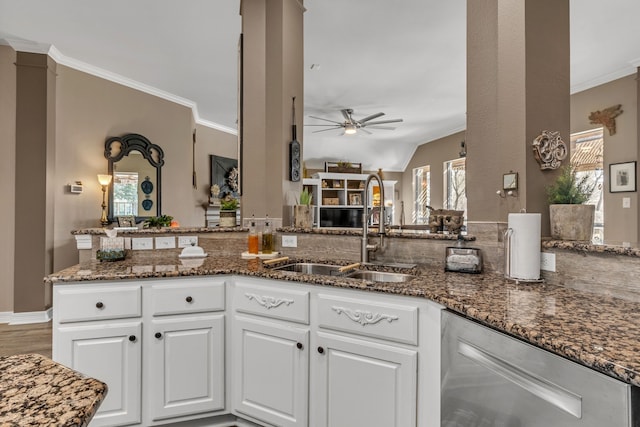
[1,0,639,171]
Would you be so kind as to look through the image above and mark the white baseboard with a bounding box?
[6,308,53,325]
[0,311,12,323]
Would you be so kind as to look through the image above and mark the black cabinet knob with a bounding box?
[296,342,303,350]
[128,335,136,342]
[186,296,193,303]
[317,346,324,354]
[96,302,104,309]
[155,332,162,339]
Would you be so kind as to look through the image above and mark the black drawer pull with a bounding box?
[186,296,193,303]
[128,335,136,342]
[317,346,324,354]
[296,342,303,350]
[96,302,104,309]
[155,332,162,339]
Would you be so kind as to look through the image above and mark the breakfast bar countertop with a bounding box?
[0,353,107,426]
[45,249,640,389]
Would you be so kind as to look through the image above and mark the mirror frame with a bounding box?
[104,133,164,223]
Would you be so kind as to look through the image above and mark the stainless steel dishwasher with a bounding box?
[441,310,640,426]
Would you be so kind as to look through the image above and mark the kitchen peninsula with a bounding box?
[48,228,640,426]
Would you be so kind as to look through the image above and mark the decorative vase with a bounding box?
[219,209,237,227]
[294,205,313,229]
[549,204,595,241]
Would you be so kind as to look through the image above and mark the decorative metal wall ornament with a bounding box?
[589,104,623,136]
[532,130,567,170]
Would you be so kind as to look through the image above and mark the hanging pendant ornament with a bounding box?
[289,97,301,182]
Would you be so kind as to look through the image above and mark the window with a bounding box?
[444,158,467,214]
[570,128,604,243]
[113,172,139,216]
[412,165,430,224]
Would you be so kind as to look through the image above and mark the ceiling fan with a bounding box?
[306,108,403,135]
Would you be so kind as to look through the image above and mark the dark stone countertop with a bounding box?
[0,353,107,426]
[45,247,640,389]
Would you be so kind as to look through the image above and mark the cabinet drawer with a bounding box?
[55,284,141,323]
[233,281,309,324]
[149,279,225,316]
[317,293,418,345]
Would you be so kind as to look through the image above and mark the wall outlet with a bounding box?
[155,236,176,249]
[540,252,556,272]
[132,237,154,250]
[623,197,631,208]
[282,235,297,248]
[178,236,198,248]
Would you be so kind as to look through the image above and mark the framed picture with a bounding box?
[610,161,637,193]
[117,215,136,227]
[503,172,518,190]
[210,155,239,198]
[349,193,362,206]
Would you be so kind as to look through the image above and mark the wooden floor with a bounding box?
[0,321,52,358]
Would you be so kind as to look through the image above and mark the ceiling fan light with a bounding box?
[345,124,357,135]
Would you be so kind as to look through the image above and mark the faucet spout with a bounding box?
[361,173,386,263]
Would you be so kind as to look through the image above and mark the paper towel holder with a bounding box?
[503,227,544,284]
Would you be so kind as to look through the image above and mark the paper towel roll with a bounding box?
[507,213,541,280]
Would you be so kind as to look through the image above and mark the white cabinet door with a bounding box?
[146,314,225,421]
[232,315,309,427]
[312,331,417,427]
[56,321,142,427]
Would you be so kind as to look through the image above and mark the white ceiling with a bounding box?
[1,0,640,172]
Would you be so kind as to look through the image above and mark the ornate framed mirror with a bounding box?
[104,133,164,223]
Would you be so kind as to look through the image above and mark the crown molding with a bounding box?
[46,45,237,135]
[0,36,50,54]
[571,65,637,94]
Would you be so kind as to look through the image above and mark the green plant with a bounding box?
[143,214,173,228]
[546,165,595,204]
[220,195,239,210]
[299,188,313,206]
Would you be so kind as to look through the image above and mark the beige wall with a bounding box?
[401,131,465,222]
[0,46,16,313]
[571,74,638,243]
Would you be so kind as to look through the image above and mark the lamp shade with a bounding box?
[97,174,112,186]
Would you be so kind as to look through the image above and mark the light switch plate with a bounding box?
[155,236,176,249]
[132,237,154,250]
[282,235,297,248]
[540,252,556,272]
[178,236,198,248]
[623,197,631,208]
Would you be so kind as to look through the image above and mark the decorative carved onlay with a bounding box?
[245,293,294,309]
[331,306,399,326]
[589,104,623,136]
[532,130,567,170]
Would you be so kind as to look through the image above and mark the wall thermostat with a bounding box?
[69,181,83,194]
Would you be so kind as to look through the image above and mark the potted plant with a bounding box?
[294,188,314,229]
[547,165,596,241]
[143,214,174,229]
[219,195,239,227]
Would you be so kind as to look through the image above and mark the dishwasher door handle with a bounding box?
[458,339,583,418]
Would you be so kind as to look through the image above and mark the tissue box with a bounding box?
[445,247,482,273]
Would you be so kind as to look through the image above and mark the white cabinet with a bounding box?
[232,316,309,427]
[313,331,417,427]
[53,283,143,427]
[146,315,225,422]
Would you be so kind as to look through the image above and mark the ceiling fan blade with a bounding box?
[366,126,396,130]
[308,115,343,125]
[358,112,385,123]
[362,118,403,126]
[341,109,353,122]
[359,128,373,135]
[312,126,342,133]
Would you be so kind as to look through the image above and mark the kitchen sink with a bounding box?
[271,263,344,276]
[346,270,417,283]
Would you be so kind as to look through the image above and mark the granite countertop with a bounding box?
[46,249,640,388]
[0,353,107,426]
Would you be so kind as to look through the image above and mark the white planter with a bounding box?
[219,210,237,227]
[549,204,595,241]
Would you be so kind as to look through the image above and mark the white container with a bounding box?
[505,213,541,281]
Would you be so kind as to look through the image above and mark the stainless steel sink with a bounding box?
[271,263,344,276]
[346,270,416,283]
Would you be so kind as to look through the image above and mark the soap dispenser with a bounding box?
[262,215,274,254]
[248,215,259,254]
